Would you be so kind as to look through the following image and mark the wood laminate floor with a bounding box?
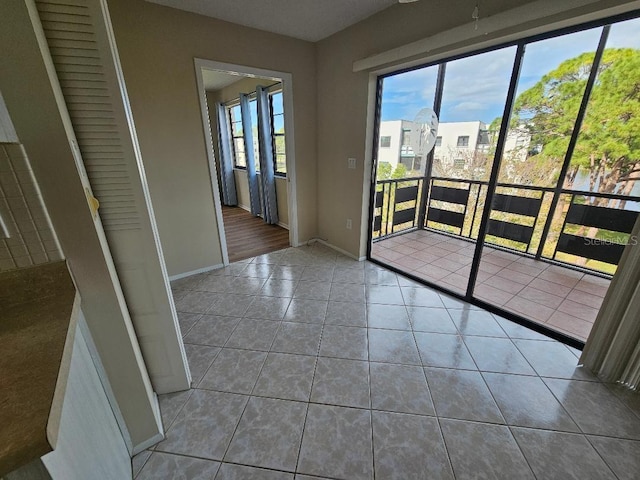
[222,206,290,262]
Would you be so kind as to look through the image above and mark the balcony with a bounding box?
[370,176,639,342]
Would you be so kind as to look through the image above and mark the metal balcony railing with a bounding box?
[372,175,640,276]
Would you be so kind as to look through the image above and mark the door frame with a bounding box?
[194,58,299,265]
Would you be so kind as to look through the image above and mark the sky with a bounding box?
[380,17,640,124]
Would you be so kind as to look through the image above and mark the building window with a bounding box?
[457,136,469,147]
[380,136,391,148]
[270,90,286,175]
[228,104,246,168]
[401,130,411,146]
[454,158,465,169]
[435,136,442,147]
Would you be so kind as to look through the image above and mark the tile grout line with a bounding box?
[216,267,288,469]
[404,291,457,479]
[364,296,377,480]
[293,263,331,477]
[373,239,599,340]
[507,424,547,479]
[582,433,628,480]
[163,247,637,480]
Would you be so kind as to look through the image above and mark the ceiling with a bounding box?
[201,69,278,92]
[145,0,399,42]
[201,70,246,91]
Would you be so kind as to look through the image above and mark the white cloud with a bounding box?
[452,101,486,112]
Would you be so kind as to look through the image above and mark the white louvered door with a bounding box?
[34,0,191,393]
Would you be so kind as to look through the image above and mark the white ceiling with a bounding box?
[201,69,278,92]
[145,0,399,42]
[201,70,245,91]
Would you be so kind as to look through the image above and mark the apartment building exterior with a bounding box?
[379,119,531,175]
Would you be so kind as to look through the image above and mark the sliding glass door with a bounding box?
[368,14,640,344]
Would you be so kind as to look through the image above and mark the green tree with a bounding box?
[391,163,408,179]
[376,162,409,180]
[499,48,639,268]
[509,48,640,199]
[376,162,392,180]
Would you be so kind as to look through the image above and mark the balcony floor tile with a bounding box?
[371,229,611,341]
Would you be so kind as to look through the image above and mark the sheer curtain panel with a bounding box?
[581,217,640,390]
[215,102,237,206]
[255,86,279,225]
[239,94,262,216]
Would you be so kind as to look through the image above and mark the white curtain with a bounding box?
[215,103,237,206]
[581,216,640,390]
[255,86,279,225]
[239,94,262,216]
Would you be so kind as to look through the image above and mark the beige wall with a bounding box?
[108,0,316,276]
[276,177,289,227]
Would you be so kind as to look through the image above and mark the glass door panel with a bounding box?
[424,47,516,294]
[474,27,609,341]
[370,66,439,270]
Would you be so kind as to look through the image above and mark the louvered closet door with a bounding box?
[35,0,190,393]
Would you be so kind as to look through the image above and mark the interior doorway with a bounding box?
[194,59,298,263]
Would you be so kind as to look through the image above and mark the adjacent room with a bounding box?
[198,66,292,262]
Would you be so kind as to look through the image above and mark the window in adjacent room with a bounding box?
[228,104,246,168]
[270,90,286,175]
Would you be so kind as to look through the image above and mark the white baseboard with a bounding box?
[130,391,165,455]
[131,431,165,456]
[169,264,224,281]
[313,239,365,262]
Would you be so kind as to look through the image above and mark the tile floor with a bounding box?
[133,243,640,479]
[372,229,612,341]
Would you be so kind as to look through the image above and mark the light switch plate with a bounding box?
[348,157,356,169]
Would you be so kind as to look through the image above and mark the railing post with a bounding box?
[388,181,394,235]
[417,63,447,230]
[468,183,483,239]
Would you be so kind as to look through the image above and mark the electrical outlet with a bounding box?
[348,157,356,169]
[346,218,352,230]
